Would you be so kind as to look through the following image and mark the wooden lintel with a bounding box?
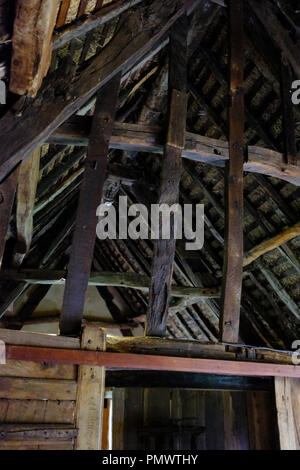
[60,74,121,337]
[48,119,300,186]
[5,344,300,378]
[0,328,298,366]
[220,0,244,344]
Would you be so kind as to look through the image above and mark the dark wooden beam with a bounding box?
[0,269,220,299]
[145,16,188,337]
[48,119,300,186]
[220,0,244,343]
[106,370,273,391]
[60,74,121,336]
[0,0,195,184]
[280,53,298,166]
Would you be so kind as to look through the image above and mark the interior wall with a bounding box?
[16,285,144,336]
[114,388,278,451]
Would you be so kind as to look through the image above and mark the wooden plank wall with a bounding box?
[115,388,278,450]
[0,328,110,450]
[0,357,77,450]
[275,377,300,450]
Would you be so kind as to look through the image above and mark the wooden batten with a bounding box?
[10,0,61,97]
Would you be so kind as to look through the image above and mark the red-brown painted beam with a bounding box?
[5,345,300,378]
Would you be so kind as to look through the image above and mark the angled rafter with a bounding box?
[60,74,121,337]
[243,222,300,268]
[0,0,198,184]
[0,167,20,269]
[53,0,144,50]
[12,148,40,267]
[220,0,245,343]
[247,0,300,80]
[145,16,188,337]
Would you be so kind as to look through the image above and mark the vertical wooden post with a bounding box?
[60,74,121,336]
[75,324,106,450]
[275,377,300,450]
[280,53,297,166]
[220,0,244,343]
[145,16,188,337]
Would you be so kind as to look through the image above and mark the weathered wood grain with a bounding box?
[146,16,188,337]
[75,325,106,450]
[275,377,300,449]
[112,388,125,450]
[10,0,60,97]
[0,0,190,183]
[244,222,300,267]
[0,377,77,400]
[0,328,80,349]
[0,359,76,380]
[53,0,144,50]
[13,148,40,266]
[0,398,76,424]
[60,74,121,336]
[220,0,244,343]
[49,120,300,185]
[0,269,220,299]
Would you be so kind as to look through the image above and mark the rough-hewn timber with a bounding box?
[60,75,121,336]
[48,120,300,186]
[220,0,244,343]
